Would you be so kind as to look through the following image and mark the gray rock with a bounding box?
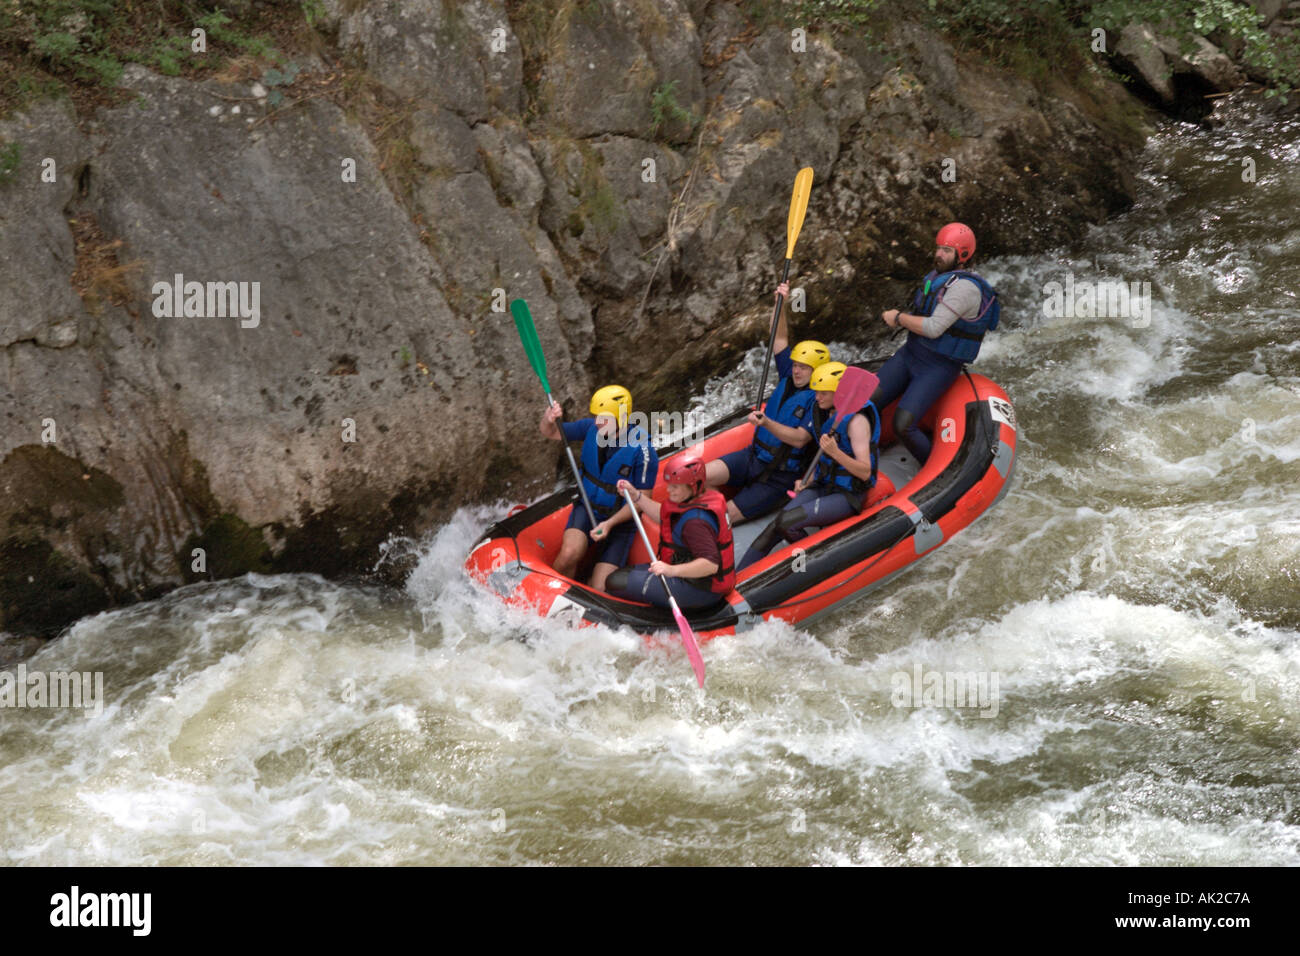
[892,22,984,138]
[1113,24,1242,100]
[537,0,704,141]
[588,136,687,243]
[88,67,542,528]
[532,133,661,296]
[1114,23,1176,104]
[0,63,586,636]
[414,164,592,363]
[0,101,90,348]
[472,118,546,221]
[1250,0,1287,25]
[337,0,522,121]
[34,320,78,348]
[411,108,481,174]
[1156,33,1242,92]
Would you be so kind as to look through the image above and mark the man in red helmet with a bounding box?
[606,460,735,610]
[872,222,1000,464]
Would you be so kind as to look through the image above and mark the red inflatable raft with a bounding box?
[466,365,1017,642]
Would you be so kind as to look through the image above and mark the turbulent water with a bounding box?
[3,100,1298,866]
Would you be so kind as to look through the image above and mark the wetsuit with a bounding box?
[714,346,817,519]
[737,403,879,571]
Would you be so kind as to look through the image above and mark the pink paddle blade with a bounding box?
[832,366,879,423]
[789,366,881,496]
[669,600,706,688]
[621,485,705,687]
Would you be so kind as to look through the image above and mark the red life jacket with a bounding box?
[656,488,736,595]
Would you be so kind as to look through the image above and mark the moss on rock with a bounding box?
[0,535,111,636]
[179,513,273,583]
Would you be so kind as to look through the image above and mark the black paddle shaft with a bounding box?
[753,258,794,409]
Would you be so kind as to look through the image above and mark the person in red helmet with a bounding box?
[606,459,735,611]
[872,222,1001,464]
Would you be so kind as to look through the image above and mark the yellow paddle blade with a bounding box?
[784,166,814,259]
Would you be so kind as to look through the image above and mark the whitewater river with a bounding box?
[2,100,1297,866]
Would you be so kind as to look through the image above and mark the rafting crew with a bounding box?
[703,282,832,524]
[738,362,881,571]
[872,222,1000,464]
[540,384,658,591]
[606,460,735,611]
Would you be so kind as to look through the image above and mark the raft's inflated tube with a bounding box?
[466,371,1017,643]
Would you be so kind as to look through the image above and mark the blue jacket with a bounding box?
[813,402,880,494]
[911,269,1000,363]
[562,418,657,518]
[752,347,815,473]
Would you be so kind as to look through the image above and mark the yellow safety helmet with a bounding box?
[809,361,847,392]
[590,384,632,426]
[790,340,831,369]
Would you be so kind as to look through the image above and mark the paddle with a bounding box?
[754,167,814,410]
[621,487,707,689]
[510,298,598,526]
[788,366,880,497]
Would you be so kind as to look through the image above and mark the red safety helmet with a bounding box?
[663,458,706,491]
[935,222,976,263]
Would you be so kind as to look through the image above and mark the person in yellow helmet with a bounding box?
[540,384,658,590]
[738,361,881,571]
[703,281,831,523]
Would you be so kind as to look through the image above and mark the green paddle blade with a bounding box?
[510,298,551,393]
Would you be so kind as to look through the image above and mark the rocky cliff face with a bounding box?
[1,0,1162,638]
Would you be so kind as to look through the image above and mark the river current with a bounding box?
[2,99,1297,865]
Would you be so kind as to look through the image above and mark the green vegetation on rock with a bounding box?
[649,79,699,138]
[740,0,1298,101]
[1089,0,1300,100]
[180,513,273,583]
[0,0,299,114]
[0,140,20,184]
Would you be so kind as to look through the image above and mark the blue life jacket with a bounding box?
[752,376,815,473]
[579,424,654,518]
[911,269,1000,364]
[814,402,880,494]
